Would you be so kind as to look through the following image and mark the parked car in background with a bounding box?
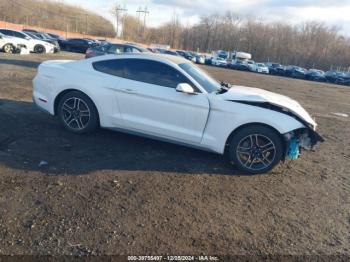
[176,50,188,58]
[193,55,205,64]
[154,48,180,56]
[211,57,227,67]
[97,40,111,46]
[161,49,181,56]
[266,63,285,76]
[86,43,149,58]
[24,32,60,53]
[22,29,39,34]
[325,71,349,84]
[84,38,101,45]
[0,29,55,53]
[255,63,269,74]
[46,33,61,40]
[204,55,212,65]
[247,60,257,71]
[230,60,249,71]
[0,32,26,53]
[42,33,66,48]
[60,38,98,53]
[305,69,326,82]
[285,66,307,79]
[33,53,323,174]
[334,72,350,86]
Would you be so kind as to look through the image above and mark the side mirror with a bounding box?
[176,83,196,95]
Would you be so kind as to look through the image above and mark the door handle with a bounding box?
[122,88,136,93]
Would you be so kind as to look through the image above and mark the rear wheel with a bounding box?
[34,44,46,54]
[229,125,283,174]
[58,91,99,134]
[3,44,14,53]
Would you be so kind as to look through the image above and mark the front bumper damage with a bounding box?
[284,127,324,160]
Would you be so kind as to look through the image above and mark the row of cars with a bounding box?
[208,57,350,87]
[258,63,350,86]
[0,28,109,55]
[84,44,208,64]
[83,44,350,87]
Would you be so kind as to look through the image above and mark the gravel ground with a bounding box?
[0,52,349,258]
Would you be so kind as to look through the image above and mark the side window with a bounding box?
[124,59,196,89]
[0,29,11,36]
[92,59,125,78]
[131,48,141,53]
[93,59,199,91]
[13,31,26,39]
[107,45,123,54]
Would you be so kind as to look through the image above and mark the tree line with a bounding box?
[121,12,350,71]
[0,0,115,37]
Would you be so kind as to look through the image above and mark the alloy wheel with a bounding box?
[236,134,276,171]
[3,44,14,53]
[61,97,91,131]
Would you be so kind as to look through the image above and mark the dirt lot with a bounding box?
[0,52,349,258]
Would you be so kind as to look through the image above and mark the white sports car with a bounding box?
[33,54,323,174]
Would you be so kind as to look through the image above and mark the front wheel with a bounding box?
[34,45,46,54]
[229,125,283,174]
[58,91,99,134]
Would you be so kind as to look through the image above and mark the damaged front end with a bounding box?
[230,100,325,160]
[284,127,324,160]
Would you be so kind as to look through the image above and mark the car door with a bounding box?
[118,59,210,144]
[94,58,210,144]
[8,30,32,50]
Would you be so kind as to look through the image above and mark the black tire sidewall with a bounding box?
[34,45,45,54]
[58,91,99,134]
[229,125,283,174]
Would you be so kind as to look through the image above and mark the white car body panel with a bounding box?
[33,54,318,155]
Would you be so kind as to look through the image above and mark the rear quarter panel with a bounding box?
[34,61,123,128]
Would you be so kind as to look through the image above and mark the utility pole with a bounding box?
[75,17,78,33]
[85,13,88,35]
[115,4,127,38]
[136,6,149,38]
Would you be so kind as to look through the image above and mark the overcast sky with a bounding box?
[62,0,350,35]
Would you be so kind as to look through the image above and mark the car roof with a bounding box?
[90,52,189,65]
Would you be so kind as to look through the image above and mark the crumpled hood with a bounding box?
[220,85,317,127]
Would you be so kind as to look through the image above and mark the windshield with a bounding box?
[179,63,220,93]
[25,32,38,39]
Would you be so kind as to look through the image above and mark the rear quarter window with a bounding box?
[92,59,125,78]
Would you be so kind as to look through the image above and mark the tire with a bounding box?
[3,43,14,54]
[34,44,46,54]
[57,91,99,134]
[228,125,283,174]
